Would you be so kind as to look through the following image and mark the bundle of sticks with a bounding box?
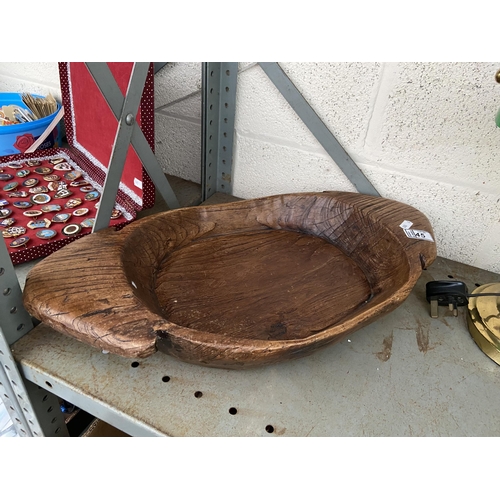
[21,93,58,120]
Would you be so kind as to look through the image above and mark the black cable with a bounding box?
[467,293,500,298]
[445,292,500,305]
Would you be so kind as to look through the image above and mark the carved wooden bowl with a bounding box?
[23,192,437,369]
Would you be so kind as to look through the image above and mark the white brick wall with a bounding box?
[1,62,499,273]
[231,62,500,273]
[155,62,202,183]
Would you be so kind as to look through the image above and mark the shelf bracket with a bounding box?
[85,62,180,233]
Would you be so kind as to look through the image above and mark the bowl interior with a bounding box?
[154,229,373,341]
[122,207,410,343]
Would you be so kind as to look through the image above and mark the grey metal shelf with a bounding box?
[9,256,500,437]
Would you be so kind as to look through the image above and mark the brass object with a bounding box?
[467,283,500,365]
[496,69,500,84]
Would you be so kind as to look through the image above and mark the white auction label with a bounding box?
[403,228,434,242]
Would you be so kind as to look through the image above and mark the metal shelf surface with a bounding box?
[10,256,500,437]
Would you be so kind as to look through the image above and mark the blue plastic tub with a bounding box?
[0,92,61,157]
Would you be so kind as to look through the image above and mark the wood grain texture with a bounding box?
[23,192,437,367]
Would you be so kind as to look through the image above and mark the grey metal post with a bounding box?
[92,62,150,233]
[0,238,68,436]
[201,62,238,201]
[85,62,180,219]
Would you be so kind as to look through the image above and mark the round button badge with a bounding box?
[31,194,51,205]
[72,208,89,217]
[70,180,90,187]
[51,213,71,224]
[43,174,60,181]
[53,163,73,171]
[22,178,39,188]
[62,223,81,236]
[34,167,53,175]
[64,171,82,181]
[3,182,18,192]
[36,229,57,240]
[84,190,100,201]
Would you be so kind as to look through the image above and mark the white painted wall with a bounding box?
[1,62,499,273]
[0,62,61,98]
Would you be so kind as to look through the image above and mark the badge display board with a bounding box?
[0,62,155,265]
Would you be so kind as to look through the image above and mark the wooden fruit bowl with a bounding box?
[23,192,436,369]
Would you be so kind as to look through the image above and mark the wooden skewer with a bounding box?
[21,93,58,120]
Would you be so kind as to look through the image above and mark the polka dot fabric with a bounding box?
[141,64,155,210]
[1,63,156,265]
